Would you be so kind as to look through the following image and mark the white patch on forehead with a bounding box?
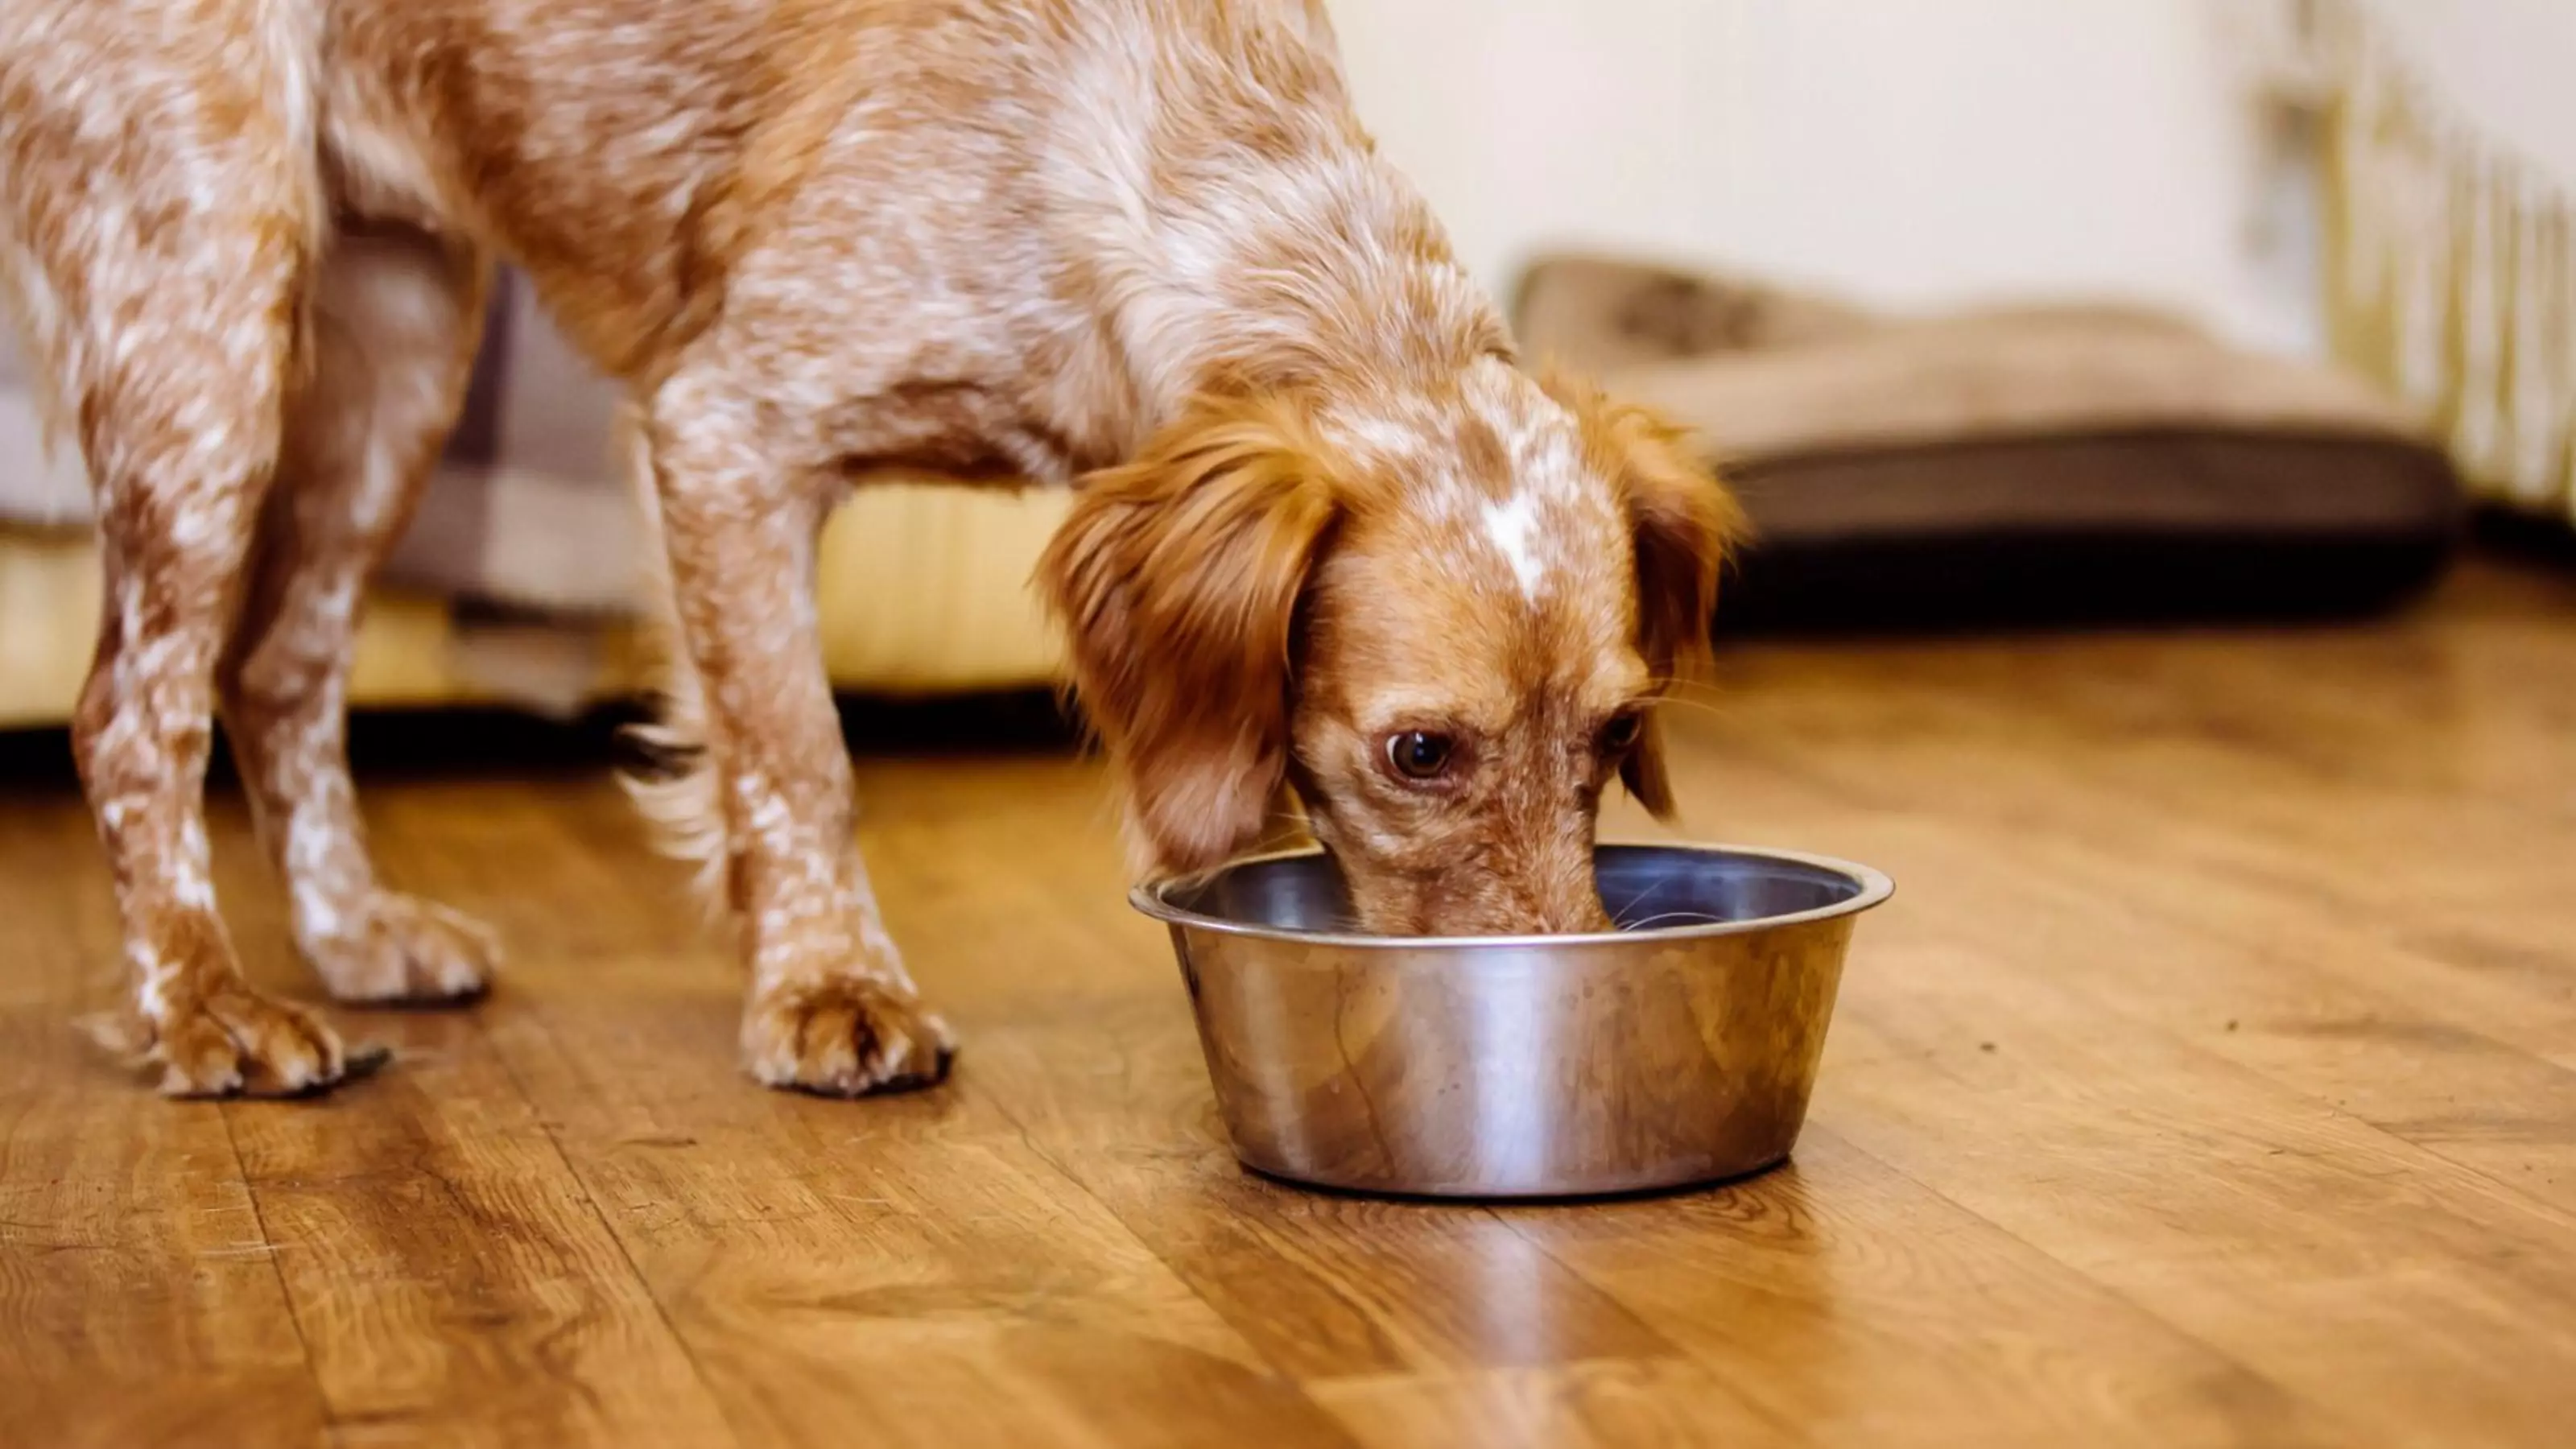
[1482,490,1550,598]
[1466,360,1587,501]
[1511,413,1586,499]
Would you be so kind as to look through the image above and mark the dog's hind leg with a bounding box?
[2,3,353,1093]
[219,226,501,1005]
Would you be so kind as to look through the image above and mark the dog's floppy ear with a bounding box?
[1544,374,1746,819]
[1038,395,1338,877]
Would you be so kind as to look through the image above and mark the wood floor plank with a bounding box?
[1630,656,2576,1442]
[493,1002,1358,1448]
[1678,667,2576,1206]
[221,1006,741,1447]
[1494,1129,2359,1447]
[0,1026,330,1448]
[415,799,1359,1449]
[7,559,2576,1445]
[1309,1360,1790,1449]
[966,997,1684,1384]
[1818,940,2576,1447]
[0,809,328,1448]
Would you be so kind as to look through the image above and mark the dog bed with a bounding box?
[1513,255,2465,630]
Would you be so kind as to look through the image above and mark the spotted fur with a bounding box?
[0,0,1736,1099]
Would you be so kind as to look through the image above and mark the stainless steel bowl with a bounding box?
[1133,844,1893,1199]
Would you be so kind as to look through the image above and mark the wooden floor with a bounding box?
[6,560,2576,1447]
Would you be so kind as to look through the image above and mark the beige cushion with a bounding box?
[1513,254,2463,625]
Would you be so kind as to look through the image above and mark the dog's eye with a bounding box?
[1600,711,1645,754]
[1385,730,1455,781]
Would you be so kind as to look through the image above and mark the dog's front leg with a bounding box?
[642,374,954,1096]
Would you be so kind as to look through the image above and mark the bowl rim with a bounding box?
[1129,840,1896,949]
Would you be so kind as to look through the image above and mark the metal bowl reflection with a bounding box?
[1133,844,1893,1199]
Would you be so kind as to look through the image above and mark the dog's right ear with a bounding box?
[1541,370,1746,821]
[1038,396,1339,878]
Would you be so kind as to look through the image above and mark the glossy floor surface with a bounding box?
[5,561,2574,1447]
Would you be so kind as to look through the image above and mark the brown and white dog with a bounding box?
[0,0,1738,1098]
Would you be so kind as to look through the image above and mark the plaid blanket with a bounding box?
[0,267,646,617]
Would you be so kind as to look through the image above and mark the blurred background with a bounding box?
[1347,0,2320,352]
[0,0,2570,722]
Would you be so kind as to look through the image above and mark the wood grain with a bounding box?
[0,804,329,1447]
[4,559,2576,1446]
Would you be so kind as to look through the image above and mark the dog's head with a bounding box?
[1040,357,1740,935]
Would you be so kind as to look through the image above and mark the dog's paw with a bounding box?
[119,986,354,1098]
[742,977,956,1096]
[308,892,497,1007]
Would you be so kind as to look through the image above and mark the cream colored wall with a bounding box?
[2359,0,2576,184]
[1328,0,2317,355]
[0,2,2354,724]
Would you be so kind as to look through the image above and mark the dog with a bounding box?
[0,0,1740,1099]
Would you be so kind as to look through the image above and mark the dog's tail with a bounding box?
[613,405,734,922]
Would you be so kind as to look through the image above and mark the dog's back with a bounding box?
[6,0,1358,395]
[0,0,1500,1098]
